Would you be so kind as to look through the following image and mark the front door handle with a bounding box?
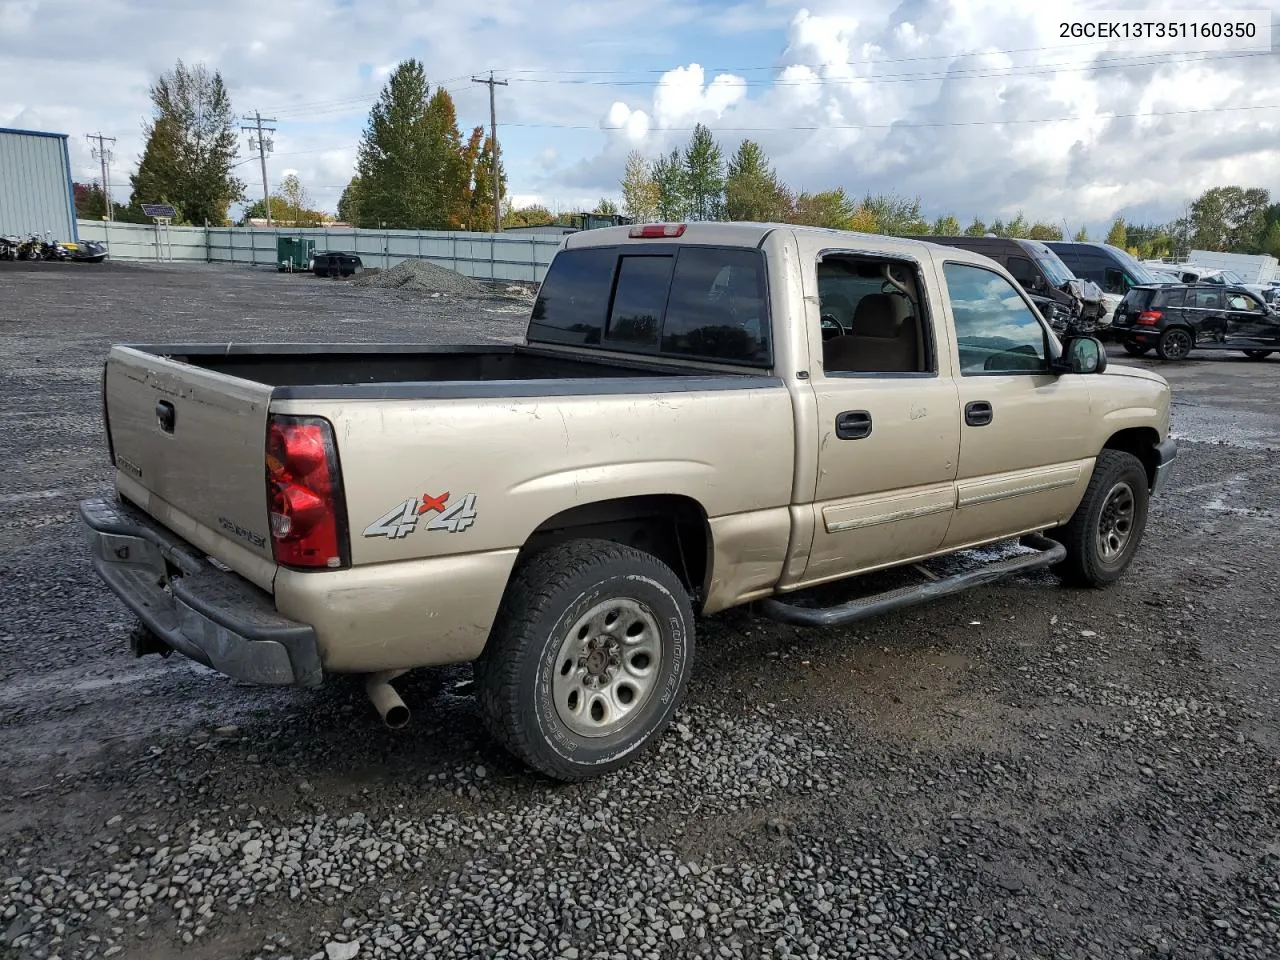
[965,401,993,427]
[835,409,872,440]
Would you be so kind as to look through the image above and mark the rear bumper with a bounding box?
[79,497,323,687]
[1151,438,1177,496]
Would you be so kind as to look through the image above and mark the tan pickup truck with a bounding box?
[81,222,1176,780]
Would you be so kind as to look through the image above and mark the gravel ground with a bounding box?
[1,260,1277,960]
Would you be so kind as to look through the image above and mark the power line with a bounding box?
[472,70,508,232]
[85,132,116,221]
[240,112,277,224]
[544,100,1280,132]
[508,50,1272,86]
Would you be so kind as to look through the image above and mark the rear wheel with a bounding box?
[1156,327,1194,361]
[1050,450,1150,588]
[474,539,695,781]
[1243,350,1274,360]
[1122,342,1151,357]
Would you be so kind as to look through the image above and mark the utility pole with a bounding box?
[471,71,508,232]
[86,132,116,220]
[240,112,277,225]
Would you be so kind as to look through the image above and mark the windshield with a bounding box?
[1033,248,1074,286]
[1105,244,1163,284]
[1220,269,1246,283]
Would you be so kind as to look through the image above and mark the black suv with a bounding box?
[1112,283,1280,361]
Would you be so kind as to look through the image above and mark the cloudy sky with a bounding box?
[2,0,1277,236]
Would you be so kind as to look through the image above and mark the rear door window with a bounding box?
[528,245,772,365]
[661,248,770,364]
[1192,288,1224,310]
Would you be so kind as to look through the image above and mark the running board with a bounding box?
[759,534,1066,628]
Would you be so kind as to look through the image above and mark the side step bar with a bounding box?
[759,534,1066,628]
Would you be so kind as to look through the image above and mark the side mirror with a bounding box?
[1060,336,1107,374]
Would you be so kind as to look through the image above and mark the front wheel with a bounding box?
[1243,350,1274,360]
[1156,327,1194,361]
[474,539,695,781]
[1050,450,1150,588]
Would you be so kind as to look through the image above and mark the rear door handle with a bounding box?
[835,410,872,440]
[156,400,175,433]
[965,401,993,427]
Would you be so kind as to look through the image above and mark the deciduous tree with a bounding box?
[620,151,660,223]
[128,60,244,225]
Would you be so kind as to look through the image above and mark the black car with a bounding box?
[311,250,362,278]
[904,235,1107,334]
[1112,283,1280,361]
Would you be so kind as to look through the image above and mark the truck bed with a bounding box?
[121,343,770,399]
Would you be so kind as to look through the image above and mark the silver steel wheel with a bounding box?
[552,597,663,738]
[1097,481,1136,563]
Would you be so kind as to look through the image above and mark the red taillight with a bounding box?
[265,415,347,569]
[629,223,686,238]
[1136,310,1162,326]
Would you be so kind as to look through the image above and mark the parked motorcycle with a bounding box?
[0,236,20,261]
[16,234,42,260]
[58,239,108,263]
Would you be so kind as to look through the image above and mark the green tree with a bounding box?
[594,197,619,215]
[1027,222,1064,241]
[460,126,506,231]
[931,215,962,236]
[620,151,660,223]
[651,147,687,221]
[74,182,109,220]
[963,217,988,237]
[1261,220,1280,259]
[681,123,725,221]
[127,60,244,225]
[355,59,469,230]
[1188,186,1270,252]
[788,189,857,230]
[337,176,361,223]
[502,204,556,228]
[989,218,1007,238]
[1105,217,1127,248]
[724,139,790,223]
[861,193,927,234]
[1073,225,1089,242]
[1005,211,1030,237]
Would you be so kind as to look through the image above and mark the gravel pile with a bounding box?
[350,259,482,297]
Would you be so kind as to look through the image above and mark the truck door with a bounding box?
[799,253,962,585]
[936,260,1096,548]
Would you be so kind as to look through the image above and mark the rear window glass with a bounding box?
[1155,287,1185,308]
[1191,288,1223,310]
[606,255,673,347]
[528,248,615,345]
[529,246,771,365]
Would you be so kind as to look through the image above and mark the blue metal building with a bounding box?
[0,127,78,241]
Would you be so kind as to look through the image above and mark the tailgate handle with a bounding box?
[155,400,176,433]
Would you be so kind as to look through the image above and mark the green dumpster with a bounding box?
[276,237,315,272]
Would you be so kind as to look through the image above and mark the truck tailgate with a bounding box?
[104,346,274,563]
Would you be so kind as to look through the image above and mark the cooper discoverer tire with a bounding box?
[1050,449,1150,588]
[474,538,695,781]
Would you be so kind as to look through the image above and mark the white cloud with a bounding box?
[1,0,1277,233]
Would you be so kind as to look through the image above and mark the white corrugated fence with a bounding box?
[75,220,564,282]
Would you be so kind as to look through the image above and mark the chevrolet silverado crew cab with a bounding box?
[81,222,1176,781]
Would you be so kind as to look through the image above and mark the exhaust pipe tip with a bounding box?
[365,669,410,729]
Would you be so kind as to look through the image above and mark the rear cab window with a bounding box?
[528,245,772,365]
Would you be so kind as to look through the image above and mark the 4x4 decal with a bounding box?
[363,491,478,539]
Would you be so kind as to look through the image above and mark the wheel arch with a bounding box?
[515,494,713,607]
[1102,426,1161,489]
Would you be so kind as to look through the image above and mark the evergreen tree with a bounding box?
[651,148,687,221]
[354,60,471,230]
[724,139,790,223]
[1073,225,1089,242]
[128,60,243,225]
[788,189,857,230]
[337,176,361,223]
[964,217,988,236]
[681,123,724,221]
